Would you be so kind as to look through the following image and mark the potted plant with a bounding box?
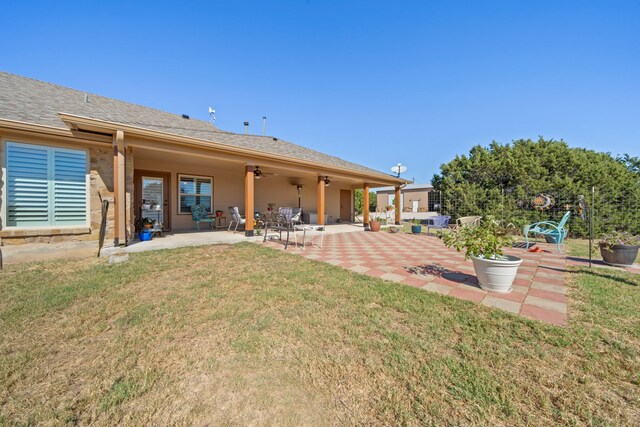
[438,217,520,293]
[369,215,383,232]
[142,217,154,229]
[267,202,276,211]
[142,199,151,210]
[386,204,394,212]
[215,209,223,217]
[599,230,640,266]
[254,219,264,236]
[411,218,422,234]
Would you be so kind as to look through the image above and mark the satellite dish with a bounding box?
[208,107,216,124]
[390,163,407,177]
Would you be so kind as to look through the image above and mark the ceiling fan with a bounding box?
[254,166,278,179]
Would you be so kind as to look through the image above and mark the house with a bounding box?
[0,72,406,246]
[375,183,436,213]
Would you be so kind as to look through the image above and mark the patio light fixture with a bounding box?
[324,176,331,186]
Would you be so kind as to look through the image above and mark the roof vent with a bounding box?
[272,137,278,141]
[84,93,89,103]
[182,114,190,119]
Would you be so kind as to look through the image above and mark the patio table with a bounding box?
[295,224,325,250]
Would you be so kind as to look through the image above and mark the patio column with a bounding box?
[317,176,325,225]
[245,165,255,236]
[113,130,126,246]
[363,183,370,229]
[394,186,401,225]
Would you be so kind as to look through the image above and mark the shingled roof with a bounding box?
[0,71,397,180]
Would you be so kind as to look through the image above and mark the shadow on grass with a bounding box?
[403,263,480,287]
[565,261,639,287]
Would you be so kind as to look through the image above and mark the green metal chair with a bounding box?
[523,211,571,252]
[191,204,215,230]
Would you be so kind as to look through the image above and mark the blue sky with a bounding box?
[2,1,638,183]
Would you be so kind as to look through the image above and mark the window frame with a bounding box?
[3,140,90,229]
[177,173,214,215]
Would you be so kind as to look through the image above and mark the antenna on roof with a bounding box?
[262,116,266,136]
[390,162,407,178]
[208,107,216,124]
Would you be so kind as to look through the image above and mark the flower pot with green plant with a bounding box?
[386,205,394,212]
[369,215,383,232]
[599,230,640,266]
[411,219,422,234]
[438,217,520,293]
[267,202,276,212]
[142,217,154,229]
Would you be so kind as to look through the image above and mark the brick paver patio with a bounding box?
[264,231,570,326]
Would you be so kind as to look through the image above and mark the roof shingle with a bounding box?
[0,71,397,180]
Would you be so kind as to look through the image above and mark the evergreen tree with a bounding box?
[432,138,640,237]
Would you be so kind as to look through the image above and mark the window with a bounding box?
[5,142,87,227]
[178,174,213,214]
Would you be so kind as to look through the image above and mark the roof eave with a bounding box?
[56,113,407,186]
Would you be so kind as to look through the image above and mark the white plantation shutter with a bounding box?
[6,142,87,227]
[53,150,87,224]
[6,143,50,226]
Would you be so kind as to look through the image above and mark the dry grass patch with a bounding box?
[1,243,639,425]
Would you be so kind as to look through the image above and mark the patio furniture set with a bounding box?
[190,204,325,250]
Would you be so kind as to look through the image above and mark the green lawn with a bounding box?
[1,243,639,425]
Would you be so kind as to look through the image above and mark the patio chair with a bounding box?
[191,204,215,230]
[427,215,451,235]
[263,210,294,249]
[228,206,246,232]
[523,210,571,252]
[456,216,482,228]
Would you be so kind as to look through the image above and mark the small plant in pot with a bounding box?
[215,209,223,217]
[438,217,520,293]
[599,230,640,266]
[142,217,154,229]
[411,218,422,234]
[369,215,383,232]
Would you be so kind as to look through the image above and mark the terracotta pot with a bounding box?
[143,224,152,229]
[369,221,381,232]
[215,211,223,217]
[600,244,639,266]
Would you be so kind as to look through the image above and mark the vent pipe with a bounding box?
[262,116,267,136]
[244,121,249,135]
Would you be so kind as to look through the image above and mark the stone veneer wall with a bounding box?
[1,145,134,245]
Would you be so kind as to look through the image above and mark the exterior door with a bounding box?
[412,200,419,212]
[134,170,171,230]
[340,189,351,222]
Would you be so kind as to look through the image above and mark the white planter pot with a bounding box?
[471,255,522,294]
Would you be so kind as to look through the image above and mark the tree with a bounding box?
[354,189,377,214]
[432,138,640,237]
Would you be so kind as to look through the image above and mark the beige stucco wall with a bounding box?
[0,134,133,245]
[402,189,430,211]
[376,189,432,212]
